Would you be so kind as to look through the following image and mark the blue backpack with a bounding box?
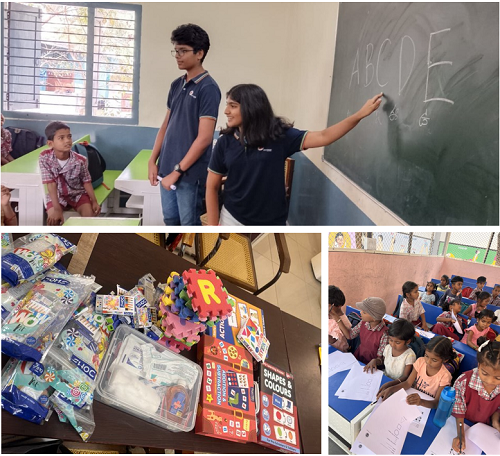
[72,142,106,188]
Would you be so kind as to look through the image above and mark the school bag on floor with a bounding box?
[461,287,473,298]
[71,142,106,188]
[5,127,45,158]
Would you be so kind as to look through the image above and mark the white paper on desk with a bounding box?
[415,327,436,339]
[352,388,421,455]
[425,416,481,455]
[336,363,383,402]
[328,350,358,377]
[466,422,500,455]
[405,388,433,438]
[383,313,396,323]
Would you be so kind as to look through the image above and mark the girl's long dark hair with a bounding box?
[221,84,294,148]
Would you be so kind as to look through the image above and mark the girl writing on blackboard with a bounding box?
[206,84,383,226]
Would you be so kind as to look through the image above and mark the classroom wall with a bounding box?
[329,251,500,314]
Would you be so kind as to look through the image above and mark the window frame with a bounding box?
[1,1,142,125]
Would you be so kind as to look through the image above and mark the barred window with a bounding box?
[2,2,141,124]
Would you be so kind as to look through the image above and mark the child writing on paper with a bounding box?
[336,297,389,366]
[365,318,416,382]
[451,340,500,453]
[432,298,464,341]
[438,276,463,308]
[376,336,453,408]
[399,281,430,331]
[461,309,497,351]
[468,276,487,301]
[437,275,450,292]
[328,285,350,352]
[39,121,100,226]
[463,292,490,320]
[420,281,437,305]
[206,84,383,225]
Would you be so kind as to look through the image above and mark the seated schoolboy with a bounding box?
[328,285,350,352]
[39,121,100,226]
[438,275,463,308]
[489,284,500,307]
[336,297,388,366]
[420,281,437,305]
[451,340,500,452]
[468,276,487,301]
[400,281,430,331]
[437,275,450,292]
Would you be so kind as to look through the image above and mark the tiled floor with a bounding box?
[253,233,321,328]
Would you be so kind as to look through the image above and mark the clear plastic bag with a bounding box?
[1,234,76,287]
[1,273,95,362]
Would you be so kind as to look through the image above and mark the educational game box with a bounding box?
[205,294,266,349]
[195,334,257,443]
[257,361,301,453]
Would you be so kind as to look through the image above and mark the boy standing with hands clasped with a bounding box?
[39,121,100,226]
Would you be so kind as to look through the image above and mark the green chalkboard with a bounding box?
[324,3,499,225]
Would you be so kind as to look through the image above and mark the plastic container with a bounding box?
[433,386,456,428]
[95,325,202,432]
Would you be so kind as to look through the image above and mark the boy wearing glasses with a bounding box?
[148,23,221,225]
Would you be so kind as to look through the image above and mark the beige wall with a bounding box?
[329,251,500,314]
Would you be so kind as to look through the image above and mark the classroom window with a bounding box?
[2,2,141,124]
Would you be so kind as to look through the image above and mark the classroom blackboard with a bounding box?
[325,3,499,226]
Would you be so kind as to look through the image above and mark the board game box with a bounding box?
[205,294,266,349]
[195,334,257,443]
[257,361,301,453]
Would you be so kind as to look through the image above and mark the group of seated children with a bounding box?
[328,285,500,452]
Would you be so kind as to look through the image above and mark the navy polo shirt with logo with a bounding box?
[208,128,308,225]
[158,71,221,185]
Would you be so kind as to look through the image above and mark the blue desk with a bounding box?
[328,345,393,452]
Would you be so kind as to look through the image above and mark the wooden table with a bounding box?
[2,234,320,454]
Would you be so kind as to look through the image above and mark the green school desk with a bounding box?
[114,149,164,226]
[62,217,141,226]
[1,135,91,226]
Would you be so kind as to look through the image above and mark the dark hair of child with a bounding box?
[427,281,437,291]
[45,121,70,141]
[329,285,346,313]
[451,275,463,284]
[335,232,343,241]
[441,275,450,285]
[477,291,491,301]
[476,336,488,348]
[402,281,418,298]
[388,318,415,342]
[220,84,294,148]
[476,309,498,323]
[425,336,454,362]
[171,23,210,63]
[477,340,500,368]
[442,297,462,312]
[476,276,487,284]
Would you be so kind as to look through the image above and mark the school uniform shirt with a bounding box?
[489,295,500,306]
[328,315,350,352]
[468,287,483,301]
[420,292,436,305]
[399,298,425,323]
[438,289,462,308]
[452,368,500,425]
[435,311,455,328]
[158,71,221,185]
[39,149,92,207]
[461,324,490,346]
[208,128,308,225]
[382,345,416,381]
[1,127,12,158]
[412,357,452,398]
[349,320,389,365]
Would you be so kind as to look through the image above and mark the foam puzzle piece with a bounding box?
[157,335,195,353]
[160,305,206,339]
[182,269,232,321]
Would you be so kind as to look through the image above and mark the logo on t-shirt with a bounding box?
[189,90,197,99]
[257,147,272,152]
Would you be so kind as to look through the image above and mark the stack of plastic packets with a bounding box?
[154,269,233,353]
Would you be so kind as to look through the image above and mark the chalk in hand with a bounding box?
[157,175,176,190]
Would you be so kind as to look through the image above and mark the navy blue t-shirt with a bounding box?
[208,127,308,225]
[158,71,221,185]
